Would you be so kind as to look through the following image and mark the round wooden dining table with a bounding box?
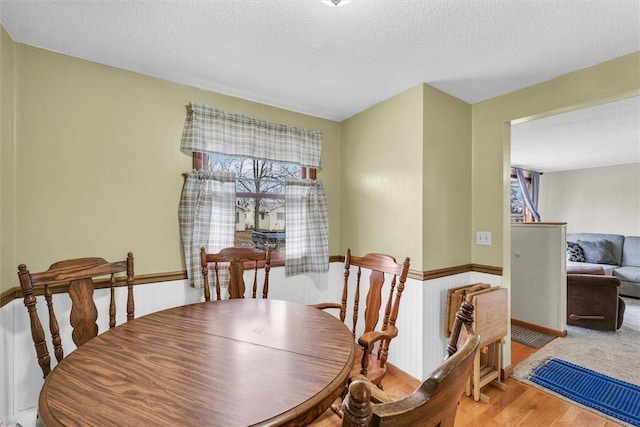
[38,299,356,427]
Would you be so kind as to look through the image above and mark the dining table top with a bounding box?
[38,298,356,427]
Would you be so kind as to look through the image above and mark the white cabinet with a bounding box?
[511,222,567,334]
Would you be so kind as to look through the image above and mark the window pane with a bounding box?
[510,179,526,223]
[209,154,300,251]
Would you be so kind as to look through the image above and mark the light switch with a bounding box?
[476,231,492,246]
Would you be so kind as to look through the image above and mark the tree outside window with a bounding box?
[205,153,304,251]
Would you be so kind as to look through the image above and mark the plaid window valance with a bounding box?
[180,103,322,168]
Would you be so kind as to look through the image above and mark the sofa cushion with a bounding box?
[578,239,616,264]
[621,236,640,267]
[613,266,640,283]
[567,233,624,266]
[566,241,586,262]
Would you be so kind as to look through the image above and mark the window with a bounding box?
[195,153,316,253]
[510,179,525,222]
[180,103,328,281]
[510,176,533,222]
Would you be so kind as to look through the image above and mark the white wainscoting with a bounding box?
[1,294,13,426]
[1,264,501,425]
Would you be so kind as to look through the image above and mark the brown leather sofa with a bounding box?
[567,271,626,331]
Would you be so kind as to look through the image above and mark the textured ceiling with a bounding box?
[512,96,640,173]
[1,0,639,171]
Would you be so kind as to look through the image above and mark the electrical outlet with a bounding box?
[476,231,492,246]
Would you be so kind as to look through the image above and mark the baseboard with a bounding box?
[511,318,566,337]
[502,364,514,379]
[385,362,421,389]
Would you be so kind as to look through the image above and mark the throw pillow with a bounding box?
[577,239,616,264]
[566,241,586,262]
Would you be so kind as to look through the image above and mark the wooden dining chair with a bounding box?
[200,246,271,300]
[313,249,411,389]
[17,253,135,378]
[341,301,480,427]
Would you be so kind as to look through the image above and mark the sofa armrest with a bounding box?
[567,274,623,331]
[567,274,620,288]
[566,265,605,275]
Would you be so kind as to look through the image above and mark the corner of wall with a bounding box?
[1,23,17,294]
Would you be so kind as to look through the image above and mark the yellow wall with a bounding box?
[1,26,16,294]
[340,85,424,269]
[472,52,640,286]
[422,85,471,270]
[1,42,340,292]
[339,84,472,272]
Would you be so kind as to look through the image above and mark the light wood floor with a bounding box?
[311,341,622,426]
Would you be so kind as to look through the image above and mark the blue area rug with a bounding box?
[530,358,640,426]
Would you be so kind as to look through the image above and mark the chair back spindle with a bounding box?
[447,299,475,357]
[69,277,99,347]
[342,381,373,427]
